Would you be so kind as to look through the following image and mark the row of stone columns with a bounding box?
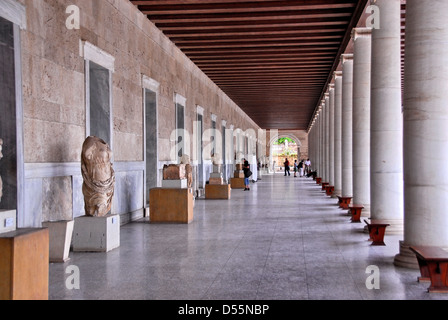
[309,0,448,268]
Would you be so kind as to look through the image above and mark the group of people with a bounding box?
[241,157,312,192]
[283,158,311,178]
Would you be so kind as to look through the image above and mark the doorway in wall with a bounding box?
[145,89,158,206]
[0,16,17,211]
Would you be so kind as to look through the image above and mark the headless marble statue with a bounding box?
[81,136,115,217]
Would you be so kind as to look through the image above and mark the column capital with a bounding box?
[333,71,343,80]
[341,54,353,64]
[351,27,372,41]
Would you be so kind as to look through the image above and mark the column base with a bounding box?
[331,189,341,199]
[394,241,419,270]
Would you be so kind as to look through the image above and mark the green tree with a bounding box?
[274,137,295,145]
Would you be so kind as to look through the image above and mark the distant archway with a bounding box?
[268,133,302,172]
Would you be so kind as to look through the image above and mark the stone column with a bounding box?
[341,54,354,199]
[316,107,322,179]
[328,85,335,189]
[351,28,372,214]
[320,99,327,183]
[394,0,448,268]
[333,71,343,197]
[318,102,324,181]
[370,0,404,234]
[324,92,330,184]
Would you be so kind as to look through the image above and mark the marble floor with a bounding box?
[49,174,448,300]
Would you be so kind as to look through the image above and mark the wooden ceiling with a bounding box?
[131,0,370,130]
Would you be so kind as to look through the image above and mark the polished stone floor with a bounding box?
[49,174,448,300]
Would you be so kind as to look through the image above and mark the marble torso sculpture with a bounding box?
[81,136,115,217]
[0,139,3,203]
[180,154,193,188]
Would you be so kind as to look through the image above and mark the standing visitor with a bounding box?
[299,160,305,177]
[243,159,251,191]
[305,159,311,175]
[284,158,291,176]
[293,160,298,177]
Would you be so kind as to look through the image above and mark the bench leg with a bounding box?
[350,208,362,223]
[426,261,448,293]
[369,226,387,246]
[416,256,432,283]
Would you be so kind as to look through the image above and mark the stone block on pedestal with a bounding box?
[163,164,186,180]
[0,228,49,300]
[72,215,120,252]
[149,188,194,224]
[42,220,74,263]
[205,184,231,200]
[0,210,16,234]
[230,178,246,189]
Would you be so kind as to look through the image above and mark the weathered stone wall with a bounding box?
[17,0,261,225]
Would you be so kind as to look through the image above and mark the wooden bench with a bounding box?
[338,196,352,210]
[410,246,448,293]
[364,219,390,246]
[321,182,329,191]
[348,204,364,223]
[325,185,334,196]
[316,177,322,184]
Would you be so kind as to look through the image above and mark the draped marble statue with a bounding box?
[81,136,115,217]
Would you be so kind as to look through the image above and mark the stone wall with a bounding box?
[15,0,261,226]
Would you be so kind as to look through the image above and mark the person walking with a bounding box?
[243,159,252,191]
[284,158,291,176]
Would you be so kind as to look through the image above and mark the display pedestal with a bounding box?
[206,184,231,200]
[0,228,49,300]
[230,178,245,189]
[0,210,16,234]
[72,215,120,252]
[150,188,194,224]
[42,220,74,263]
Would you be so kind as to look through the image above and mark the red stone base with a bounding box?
[325,185,335,196]
[338,196,352,210]
[349,204,364,223]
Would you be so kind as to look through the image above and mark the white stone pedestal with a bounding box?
[0,210,16,234]
[162,179,188,189]
[72,215,120,252]
[42,220,74,263]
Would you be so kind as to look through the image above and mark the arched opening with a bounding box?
[268,134,302,173]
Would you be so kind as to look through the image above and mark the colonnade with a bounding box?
[308,0,448,268]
